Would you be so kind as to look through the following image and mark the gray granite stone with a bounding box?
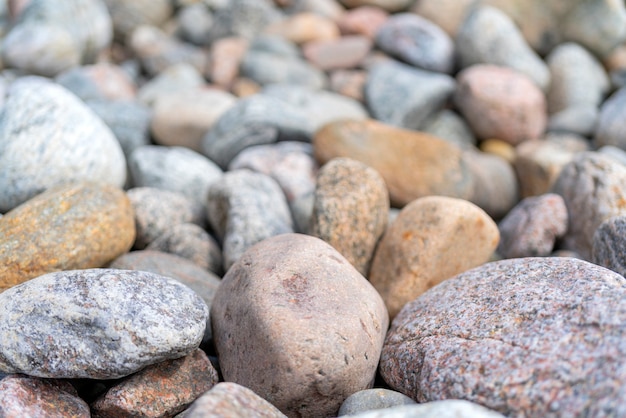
[593,215,626,277]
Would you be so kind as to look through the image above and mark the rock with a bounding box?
[456,6,550,91]
[381,257,626,417]
[241,50,327,89]
[282,0,345,21]
[303,35,372,71]
[0,76,127,212]
[55,62,136,102]
[337,0,412,13]
[338,389,415,416]
[137,63,205,107]
[207,0,282,43]
[410,0,475,37]
[478,139,515,163]
[421,110,476,150]
[595,86,626,151]
[0,375,90,417]
[0,182,135,292]
[211,233,389,417]
[375,13,454,73]
[552,152,626,259]
[344,400,505,418]
[103,0,172,40]
[248,34,300,58]
[547,105,599,137]
[369,196,499,318]
[0,269,208,379]
[337,6,389,39]
[264,12,339,44]
[178,3,214,46]
[593,215,626,277]
[365,60,456,130]
[314,119,475,207]
[599,145,626,166]
[207,170,294,270]
[91,349,218,417]
[329,69,368,102]
[183,382,287,418]
[1,0,112,76]
[207,37,249,88]
[310,158,388,276]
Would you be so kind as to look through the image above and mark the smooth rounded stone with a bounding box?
[207,37,249,89]
[310,158,388,276]
[248,34,301,58]
[410,0,475,37]
[375,13,454,74]
[337,6,389,39]
[281,0,345,21]
[330,69,367,102]
[421,109,477,149]
[264,12,340,45]
[178,3,214,46]
[552,152,626,259]
[0,183,135,292]
[365,60,456,130]
[207,170,293,270]
[128,145,223,216]
[1,0,112,76]
[498,193,568,258]
[206,0,282,43]
[211,234,389,417]
[103,0,172,40]
[0,76,127,212]
[0,375,90,417]
[478,139,515,163]
[128,187,203,250]
[369,196,499,318]
[303,35,372,71]
[338,389,415,416]
[241,50,327,89]
[91,349,218,418]
[201,95,314,169]
[344,400,504,418]
[547,105,599,137]
[381,257,626,417]
[546,42,610,114]
[151,87,237,153]
[593,215,626,276]
[338,0,411,13]
[456,6,550,91]
[314,119,475,207]
[599,145,626,166]
[0,268,208,379]
[594,86,626,150]
[137,63,205,107]
[55,62,136,102]
[454,65,547,145]
[182,382,287,418]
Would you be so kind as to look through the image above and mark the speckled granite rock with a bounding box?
[344,400,505,418]
[0,269,208,379]
[381,257,626,417]
[593,215,626,277]
[338,388,415,416]
[0,183,135,292]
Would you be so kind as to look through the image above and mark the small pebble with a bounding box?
[337,6,389,39]
[303,35,372,71]
[338,388,415,416]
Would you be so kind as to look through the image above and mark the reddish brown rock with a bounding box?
[303,36,372,71]
[337,6,389,39]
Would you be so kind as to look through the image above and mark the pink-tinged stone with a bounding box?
[56,62,136,101]
[303,35,372,71]
[329,69,367,101]
[264,12,340,44]
[337,6,389,39]
[207,37,249,89]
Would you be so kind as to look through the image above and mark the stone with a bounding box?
[314,119,475,207]
[381,257,626,417]
[103,0,172,40]
[593,215,626,276]
[207,37,249,88]
[369,196,499,318]
[248,34,300,58]
[599,145,626,166]
[91,349,218,418]
[0,269,208,379]
[0,182,135,292]
[375,13,454,74]
[55,62,136,102]
[595,86,626,151]
[207,0,282,43]
[337,0,412,13]
[240,50,327,89]
[283,0,345,21]
[338,389,415,416]
[478,139,515,163]
[456,6,550,91]
[211,234,388,418]
[454,65,547,145]
[303,35,372,71]
[343,400,505,418]
[410,0,475,37]
[421,110,476,150]
[183,382,287,418]
[137,63,205,107]
[178,3,214,46]
[547,105,599,138]
[552,152,626,259]
[329,69,368,102]
[264,12,340,44]
[337,6,389,39]
[0,76,127,212]
[207,170,294,270]
[365,60,456,130]
[0,375,90,417]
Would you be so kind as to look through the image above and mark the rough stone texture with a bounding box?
[0,375,90,417]
[421,110,477,150]
[454,64,547,145]
[337,6,389,39]
[206,0,282,43]
[310,158,388,276]
[103,0,172,40]
[552,151,626,260]
[370,196,499,318]
[0,76,127,212]
[211,234,389,418]
[0,182,135,292]
[183,382,287,418]
[456,6,550,91]
[137,63,204,107]
[303,35,372,71]
[498,193,568,258]
[365,60,456,130]
[207,170,294,270]
[338,388,415,416]
[375,13,454,73]
[338,0,412,13]
[381,257,626,417]
[593,215,626,277]
[344,400,505,418]
[241,50,327,90]
[595,86,626,151]
[55,62,136,102]
[314,119,475,207]
[0,269,208,379]
[91,349,218,418]
[264,12,340,45]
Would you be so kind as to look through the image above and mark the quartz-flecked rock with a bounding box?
[593,215,626,277]
[0,269,208,379]
[0,183,135,292]
[381,257,626,417]
[343,400,505,418]
[338,388,415,416]
[211,234,389,418]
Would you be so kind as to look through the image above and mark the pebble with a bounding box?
[0,182,135,292]
[338,388,415,416]
[240,49,327,89]
[55,62,136,102]
[211,233,388,417]
[369,195,499,318]
[479,139,515,163]
[264,12,340,44]
[421,109,477,150]
[303,35,372,71]
[547,105,599,137]
[137,63,205,107]
[344,400,505,418]
[103,0,172,40]
[207,0,282,43]
[592,215,626,276]
[454,64,547,145]
[310,158,389,276]
[177,3,214,46]
[337,6,389,39]
[375,13,454,73]
[329,69,367,101]
[338,0,412,13]
[207,37,249,88]
[599,145,626,166]
[381,257,626,417]
[595,86,626,150]
[410,0,475,36]
[0,268,208,379]
[0,76,127,212]
[314,119,475,207]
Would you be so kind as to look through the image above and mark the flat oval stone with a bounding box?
[0,182,135,292]
[0,269,208,379]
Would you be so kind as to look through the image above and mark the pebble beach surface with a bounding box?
[2,0,626,417]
